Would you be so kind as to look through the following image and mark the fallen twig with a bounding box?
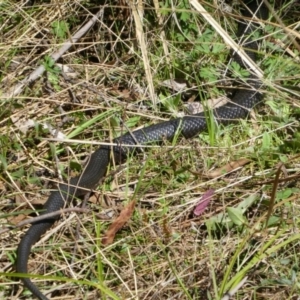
[3,7,105,98]
[0,207,89,235]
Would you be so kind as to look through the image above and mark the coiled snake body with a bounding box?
[16,1,268,299]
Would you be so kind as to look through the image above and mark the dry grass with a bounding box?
[1,0,300,299]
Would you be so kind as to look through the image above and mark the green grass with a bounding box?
[1,0,300,299]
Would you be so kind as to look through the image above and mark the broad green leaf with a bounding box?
[227,207,247,226]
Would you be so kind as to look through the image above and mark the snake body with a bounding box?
[16,1,268,299]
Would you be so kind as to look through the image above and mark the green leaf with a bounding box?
[212,43,225,54]
[276,189,292,200]
[227,207,247,226]
[67,109,118,139]
[0,154,7,170]
[206,194,257,230]
[196,43,210,54]
[230,61,250,78]
[125,116,141,128]
[11,167,24,179]
[180,12,190,22]
[262,132,271,149]
[200,67,218,82]
[110,116,120,127]
[266,215,280,227]
[161,95,181,114]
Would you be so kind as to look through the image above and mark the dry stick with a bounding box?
[129,0,157,106]
[153,0,171,72]
[3,7,105,99]
[262,0,300,53]
[189,0,264,78]
[0,208,89,235]
[265,163,283,228]
[256,173,300,185]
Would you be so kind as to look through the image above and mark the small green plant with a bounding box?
[51,20,69,41]
[42,55,61,90]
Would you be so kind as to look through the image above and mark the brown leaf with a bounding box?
[102,200,136,246]
[206,158,251,179]
[9,213,27,225]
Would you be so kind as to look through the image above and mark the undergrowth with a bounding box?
[0,0,300,299]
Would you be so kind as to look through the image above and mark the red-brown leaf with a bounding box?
[102,200,136,246]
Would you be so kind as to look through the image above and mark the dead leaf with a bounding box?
[56,63,78,78]
[160,79,187,92]
[0,181,6,192]
[206,158,251,179]
[11,116,35,134]
[194,189,214,216]
[187,96,229,114]
[9,213,27,225]
[102,200,136,246]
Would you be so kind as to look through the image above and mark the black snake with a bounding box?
[16,1,268,299]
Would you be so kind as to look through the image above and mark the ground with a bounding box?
[1,0,300,299]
